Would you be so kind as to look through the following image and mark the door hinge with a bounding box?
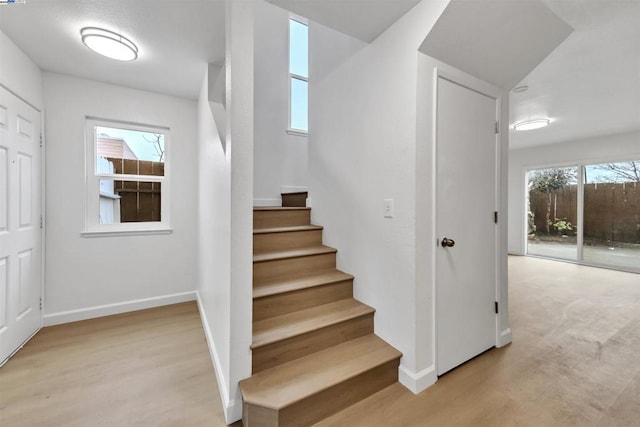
[40,215,43,229]
[495,301,499,314]
[495,121,499,134]
[494,211,498,224]
[39,133,43,148]
[40,297,43,310]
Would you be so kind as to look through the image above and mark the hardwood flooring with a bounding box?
[318,256,640,426]
[2,257,638,426]
[0,302,229,427]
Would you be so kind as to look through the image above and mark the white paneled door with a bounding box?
[436,76,497,376]
[0,86,42,366]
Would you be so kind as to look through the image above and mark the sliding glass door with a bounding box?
[583,162,640,270]
[527,167,578,260]
[526,160,639,272]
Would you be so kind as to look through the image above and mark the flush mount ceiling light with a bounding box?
[81,27,138,61]
[513,85,529,93]
[513,119,550,131]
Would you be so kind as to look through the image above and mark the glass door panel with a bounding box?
[583,161,640,270]
[527,167,579,260]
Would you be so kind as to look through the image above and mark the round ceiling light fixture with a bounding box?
[81,27,138,61]
[513,85,529,93]
[513,119,550,131]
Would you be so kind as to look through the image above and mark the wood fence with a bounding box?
[529,181,639,244]
[107,157,163,222]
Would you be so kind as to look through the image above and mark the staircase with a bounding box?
[240,207,402,426]
[281,191,308,208]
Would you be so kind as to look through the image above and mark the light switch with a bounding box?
[383,199,394,218]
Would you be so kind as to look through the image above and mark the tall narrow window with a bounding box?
[289,18,308,133]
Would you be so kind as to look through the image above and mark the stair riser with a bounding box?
[253,229,323,254]
[252,313,373,373]
[242,359,400,427]
[253,280,353,321]
[242,403,277,427]
[254,210,310,229]
[253,253,336,285]
[281,192,307,208]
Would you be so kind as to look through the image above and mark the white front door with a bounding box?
[0,86,42,366]
[436,76,497,376]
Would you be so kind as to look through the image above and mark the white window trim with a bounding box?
[288,16,309,135]
[84,117,172,237]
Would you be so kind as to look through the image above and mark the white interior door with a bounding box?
[0,86,42,366]
[436,76,497,376]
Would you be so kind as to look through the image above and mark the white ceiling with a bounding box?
[509,0,640,148]
[419,0,573,90]
[0,0,422,99]
[267,0,421,43]
[1,0,637,149]
[0,0,225,100]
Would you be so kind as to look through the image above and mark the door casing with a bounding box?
[0,83,44,367]
[430,67,506,376]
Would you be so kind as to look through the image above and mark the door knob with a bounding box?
[441,237,455,248]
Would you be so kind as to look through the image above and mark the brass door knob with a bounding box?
[441,238,455,248]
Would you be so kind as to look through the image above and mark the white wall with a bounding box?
[508,130,640,254]
[197,68,233,423]
[226,0,254,421]
[253,0,308,206]
[309,0,451,394]
[42,72,198,325]
[0,30,43,110]
[196,0,253,423]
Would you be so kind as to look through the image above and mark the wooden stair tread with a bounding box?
[240,334,401,409]
[252,299,374,349]
[254,207,310,211]
[253,245,337,263]
[254,224,323,234]
[253,271,354,299]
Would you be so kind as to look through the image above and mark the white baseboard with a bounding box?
[498,328,513,347]
[196,292,242,424]
[253,198,280,207]
[43,291,197,326]
[280,185,308,194]
[398,364,437,394]
[226,399,242,425]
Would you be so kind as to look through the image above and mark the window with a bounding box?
[526,160,639,271]
[84,118,171,236]
[527,166,578,261]
[289,17,308,134]
[582,160,640,270]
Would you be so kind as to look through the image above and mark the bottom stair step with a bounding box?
[240,334,402,427]
[312,383,406,426]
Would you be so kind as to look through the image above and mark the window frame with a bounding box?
[287,15,309,136]
[524,157,640,273]
[83,117,171,237]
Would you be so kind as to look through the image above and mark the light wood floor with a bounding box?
[2,257,639,426]
[318,256,640,426]
[0,302,229,427]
